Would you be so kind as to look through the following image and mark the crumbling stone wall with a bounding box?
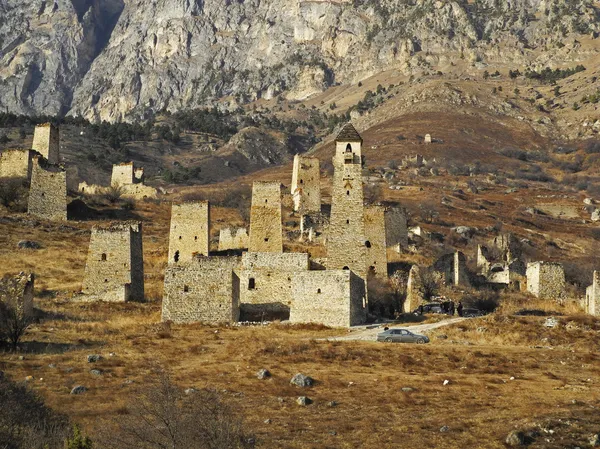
[162,256,240,324]
[290,270,366,327]
[433,251,469,286]
[364,205,388,278]
[327,124,367,279]
[299,212,328,243]
[403,265,425,313]
[32,123,59,164]
[81,222,144,302]
[248,182,283,253]
[238,252,309,317]
[78,181,103,195]
[385,207,408,251]
[0,272,34,318]
[218,227,249,251]
[585,271,599,316]
[477,245,491,275]
[27,157,67,221]
[111,162,135,186]
[168,201,210,264]
[291,155,321,214]
[0,149,36,180]
[121,183,157,199]
[526,262,565,301]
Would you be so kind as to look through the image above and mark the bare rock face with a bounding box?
[1,0,599,121]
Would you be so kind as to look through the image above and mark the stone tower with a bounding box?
[32,123,59,164]
[111,162,135,186]
[248,182,283,253]
[327,123,366,278]
[291,155,321,214]
[586,271,599,316]
[27,156,67,221]
[364,205,388,278]
[82,222,144,302]
[168,201,210,264]
[0,149,37,180]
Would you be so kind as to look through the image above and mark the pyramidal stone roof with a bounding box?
[335,123,363,143]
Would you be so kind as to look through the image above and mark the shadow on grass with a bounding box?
[1,339,104,355]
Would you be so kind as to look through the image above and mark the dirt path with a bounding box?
[329,317,467,342]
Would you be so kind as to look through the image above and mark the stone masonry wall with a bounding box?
[81,222,144,302]
[0,149,36,180]
[218,227,249,251]
[404,265,425,313]
[162,256,240,324]
[364,205,388,278]
[27,157,67,221]
[248,182,283,253]
[0,272,34,318]
[585,271,599,316]
[111,162,135,186]
[290,270,366,327]
[327,140,366,278]
[32,123,59,164]
[168,201,210,264]
[526,262,566,301]
[291,155,321,214]
[238,252,309,316]
[384,206,408,251]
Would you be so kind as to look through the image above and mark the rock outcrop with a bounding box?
[1,0,598,121]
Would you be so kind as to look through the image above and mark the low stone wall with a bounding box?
[162,256,241,324]
[290,270,366,327]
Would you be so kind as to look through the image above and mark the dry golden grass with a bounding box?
[0,298,599,449]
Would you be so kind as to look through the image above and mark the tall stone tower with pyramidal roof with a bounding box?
[326,123,367,279]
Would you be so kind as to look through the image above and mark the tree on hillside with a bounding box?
[99,374,252,449]
[0,301,32,351]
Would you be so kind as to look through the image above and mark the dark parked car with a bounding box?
[462,308,485,318]
[413,303,443,315]
[376,328,430,344]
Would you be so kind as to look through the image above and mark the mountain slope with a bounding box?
[1,0,599,121]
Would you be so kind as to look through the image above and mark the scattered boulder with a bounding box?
[589,433,600,447]
[505,430,525,446]
[70,385,87,395]
[296,396,312,406]
[401,387,415,392]
[453,226,475,237]
[87,354,102,363]
[440,426,449,433]
[184,388,197,395]
[327,401,338,407]
[290,373,314,388]
[592,209,600,222]
[544,317,559,328]
[90,369,103,376]
[17,240,42,249]
[257,369,271,380]
[584,198,595,206]
[25,376,33,382]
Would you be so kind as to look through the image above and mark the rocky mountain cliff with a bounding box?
[1,0,598,122]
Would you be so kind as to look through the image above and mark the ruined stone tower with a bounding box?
[27,156,67,221]
[81,222,144,302]
[248,182,283,253]
[168,201,210,264]
[111,162,135,186]
[0,149,37,180]
[0,272,34,318]
[586,271,599,316]
[526,261,565,301]
[291,155,321,214]
[364,205,388,278]
[32,123,59,164]
[327,123,366,278]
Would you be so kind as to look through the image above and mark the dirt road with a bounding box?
[329,317,467,342]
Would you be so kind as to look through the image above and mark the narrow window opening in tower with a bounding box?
[347,190,350,195]
[265,199,268,203]
[317,288,321,294]
[179,236,182,240]
[365,241,372,248]
[345,143,352,152]
[248,278,256,290]
[194,236,197,241]
[264,238,269,242]
[300,179,304,184]
[346,219,350,224]
[101,253,107,261]
[174,251,180,262]
[343,266,349,270]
